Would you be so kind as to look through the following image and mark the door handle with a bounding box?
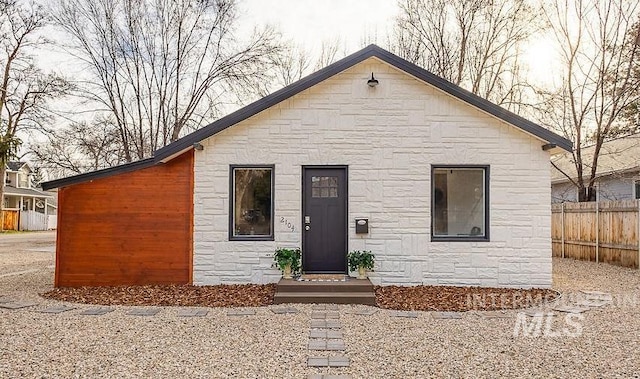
[305,225,310,231]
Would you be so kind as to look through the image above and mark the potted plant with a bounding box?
[273,247,301,279]
[347,250,375,279]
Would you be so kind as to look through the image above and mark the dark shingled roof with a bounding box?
[6,161,26,172]
[42,44,572,191]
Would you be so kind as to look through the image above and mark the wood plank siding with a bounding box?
[2,210,19,231]
[55,151,194,287]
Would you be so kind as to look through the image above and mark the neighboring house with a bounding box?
[551,133,640,203]
[42,45,572,288]
[3,162,57,230]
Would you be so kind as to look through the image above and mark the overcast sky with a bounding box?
[240,0,397,52]
[36,0,557,88]
[238,0,556,84]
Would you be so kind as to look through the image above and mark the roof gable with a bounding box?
[43,44,572,190]
[6,161,27,172]
[154,44,571,162]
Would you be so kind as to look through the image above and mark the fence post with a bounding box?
[561,202,565,259]
[595,201,599,263]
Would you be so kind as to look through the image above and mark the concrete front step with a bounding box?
[273,291,377,305]
[276,278,374,293]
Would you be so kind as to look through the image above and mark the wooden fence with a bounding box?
[1,210,19,231]
[19,210,49,231]
[552,199,640,268]
[47,215,57,230]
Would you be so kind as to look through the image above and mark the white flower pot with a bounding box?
[357,266,367,280]
[283,264,292,279]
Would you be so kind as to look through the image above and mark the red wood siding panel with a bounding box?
[1,210,18,230]
[56,151,194,287]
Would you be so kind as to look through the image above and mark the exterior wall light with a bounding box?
[367,72,379,87]
[193,142,204,151]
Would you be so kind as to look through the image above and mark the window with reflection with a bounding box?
[432,166,489,240]
[230,166,274,240]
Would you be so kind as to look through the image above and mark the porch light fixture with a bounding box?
[193,142,204,151]
[542,143,556,151]
[367,72,379,87]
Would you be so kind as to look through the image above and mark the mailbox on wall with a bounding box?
[355,218,369,234]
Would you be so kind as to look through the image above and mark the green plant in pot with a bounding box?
[347,250,375,279]
[273,247,301,279]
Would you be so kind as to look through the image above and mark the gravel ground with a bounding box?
[1,232,639,378]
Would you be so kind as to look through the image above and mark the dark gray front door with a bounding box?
[302,167,347,273]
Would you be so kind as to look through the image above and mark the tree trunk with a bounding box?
[0,163,6,232]
[578,186,597,202]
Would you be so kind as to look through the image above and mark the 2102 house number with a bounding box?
[280,217,296,232]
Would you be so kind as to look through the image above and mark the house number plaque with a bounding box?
[279,217,296,232]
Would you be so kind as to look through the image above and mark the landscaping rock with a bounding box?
[0,301,38,310]
[38,305,75,314]
[271,307,299,314]
[127,308,160,316]
[432,312,463,319]
[80,307,114,316]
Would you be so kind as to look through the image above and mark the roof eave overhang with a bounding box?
[41,158,155,191]
[3,192,54,198]
[42,44,572,190]
[552,165,640,184]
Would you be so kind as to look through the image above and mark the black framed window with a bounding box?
[634,180,640,199]
[229,165,274,240]
[432,165,489,241]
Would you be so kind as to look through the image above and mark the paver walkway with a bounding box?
[306,304,351,379]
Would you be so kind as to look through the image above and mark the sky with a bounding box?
[237,0,557,85]
[34,0,559,104]
[239,0,398,53]
[24,0,560,160]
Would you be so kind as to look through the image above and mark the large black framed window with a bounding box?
[432,165,489,241]
[229,165,274,241]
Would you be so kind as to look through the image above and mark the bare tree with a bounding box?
[391,0,538,110]
[31,118,124,177]
[541,0,640,201]
[618,20,640,135]
[314,38,347,70]
[270,43,312,88]
[0,0,68,230]
[51,0,282,163]
[266,38,350,92]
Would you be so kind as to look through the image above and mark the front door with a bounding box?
[302,167,347,273]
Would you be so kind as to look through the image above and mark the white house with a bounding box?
[3,161,57,231]
[551,133,640,202]
[43,45,572,289]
